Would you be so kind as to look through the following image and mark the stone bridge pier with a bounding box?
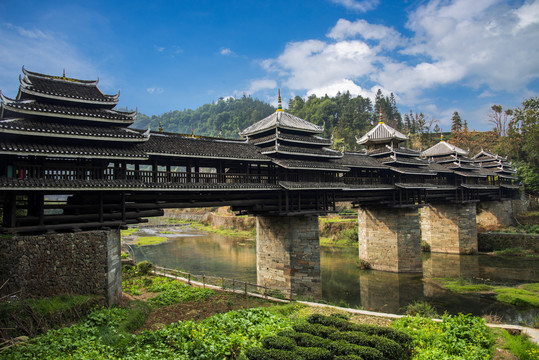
[256,215,322,299]
[358,207,422,273]
[420,203,478,254]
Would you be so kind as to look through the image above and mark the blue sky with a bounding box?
[1,0,538,131]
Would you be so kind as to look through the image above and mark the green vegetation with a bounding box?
[3,266,536,359]
[491,224,539,234]
[0,294,101,340]
[394,313,495,359]
[319,217,358,247]
[247,313,413,360]
[403,301,438,318]
[134,236,167,246]
[496,328,539,359]
[120,227,137,237]
[435,278,539,308]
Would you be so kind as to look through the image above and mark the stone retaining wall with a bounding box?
[0,230,121,306]
[478,232,539,252]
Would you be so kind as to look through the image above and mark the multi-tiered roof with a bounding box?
[356,111,441,189]
[473,149,518,183]
[240,91,347,189]
[420,139,486,179]
[0,67,147,166]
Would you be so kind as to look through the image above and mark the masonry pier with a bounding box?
[0,230,122,306]
[358,206,422,273]
[420,203,478,254]
[256,215,322,298]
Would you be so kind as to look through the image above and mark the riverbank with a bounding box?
[2,264,538,359]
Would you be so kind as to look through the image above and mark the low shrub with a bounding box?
[245,347,298,360]
[136,261,153,275]
[330,331,405,359]
[294,346,333,360]
[262,335,297,351]
[404,300,438,317]
[294,332,332,348]
[293,322,338,338]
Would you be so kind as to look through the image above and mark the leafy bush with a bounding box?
[394,314,494,359]
[136,261,153,275]
[404,300,438,317]
[498,329,539,360]
[330,331,404,359]
[293,332,332,348]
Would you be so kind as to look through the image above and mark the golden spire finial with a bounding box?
[378,105,384,124]
[276,89,284,112]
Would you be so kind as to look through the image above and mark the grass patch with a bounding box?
[191,222,254,238]
[134,236,167,246]
[434,277,493,293]
[26,294,98,316]
[496,328,539,360]
[434,278,539,308]
[495,287,539,307]
[493,247,537,257]
[120,227,137,237]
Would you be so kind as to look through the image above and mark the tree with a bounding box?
[488,105,513,136]
[451,112,462,133]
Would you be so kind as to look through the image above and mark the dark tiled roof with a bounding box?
[427,162,455,173]
[454,171,487,178]
[144,182,280,191]
[1,95,135,124]
[379,155,428,166]
[368,146,420,156]
[0,140,147,159]
[240,111,323,136]
[272,158,349,171]
[0,118,148,142]
[0,177,146,190]
[279,181,346,190]
[250,132,332,146]
[144,133,270,161]
[395,182,457,190]
[460,184,497,189]
[21,67,118,104]
[337,152,389,169]
[261,144,343,158]
[390,166,436,175]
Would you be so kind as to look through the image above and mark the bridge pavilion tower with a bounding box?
[0,67,146,305]
[239,91,345,298]
[354,117,427,272]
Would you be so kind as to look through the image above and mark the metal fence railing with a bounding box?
[151,265,290,302]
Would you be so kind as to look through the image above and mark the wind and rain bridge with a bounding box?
[0,68,519,304]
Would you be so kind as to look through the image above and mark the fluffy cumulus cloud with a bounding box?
[261,0,539,117]
[220,48,235,56]
[0,23,99,96]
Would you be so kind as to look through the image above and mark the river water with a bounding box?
[129,227,538,325]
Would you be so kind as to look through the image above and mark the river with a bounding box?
[128,226,538,326]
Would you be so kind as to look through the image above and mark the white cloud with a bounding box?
[327,19,403,49]
[246,79,277,94]
[220,48,235,56]
[146,87,164,95]
[155,46,165,52]
[307,79,377,100]
[0,23,99,96]
[330,0,380,12]
[261,0,539,120]
[263,39,374,90]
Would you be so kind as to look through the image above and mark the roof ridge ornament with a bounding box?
[276,89,284,112]
[378,105,384,124]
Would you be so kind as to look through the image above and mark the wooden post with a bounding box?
[244,282,248,297]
